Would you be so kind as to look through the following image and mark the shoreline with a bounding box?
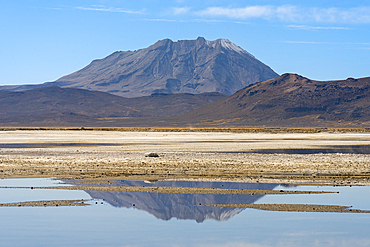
[1,126,370,133]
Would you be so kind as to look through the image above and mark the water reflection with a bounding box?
[246,145,370,154]
[1,178,369,246]
[82,181,278,223]
[0,143,121,148]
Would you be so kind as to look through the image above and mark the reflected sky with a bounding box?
[235,145,370,154]
[0,143,122,148]
[0,178,89,204]
[2,143,370,154]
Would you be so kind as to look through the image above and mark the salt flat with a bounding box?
[0,130,369,185]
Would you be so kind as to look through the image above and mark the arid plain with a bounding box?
[1,130,370,186]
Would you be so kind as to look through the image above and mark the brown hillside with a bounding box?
[0,87,225,126]
[169,74,370,127]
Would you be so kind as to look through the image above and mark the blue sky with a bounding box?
[1,0,370,86]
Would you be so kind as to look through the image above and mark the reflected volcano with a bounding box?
[83,180,278,223]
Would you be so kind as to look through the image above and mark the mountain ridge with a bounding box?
[168,73,370,127]
[2,73,370,127]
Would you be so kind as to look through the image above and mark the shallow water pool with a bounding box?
[0,178,369,247]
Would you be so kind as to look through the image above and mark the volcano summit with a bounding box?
[1,37,278,98]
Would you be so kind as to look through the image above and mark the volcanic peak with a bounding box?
[0,37,279,98]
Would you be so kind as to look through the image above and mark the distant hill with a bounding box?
[0,87,225,126]
[0,37,279,98]
[169,74,370,128]
[2,74,370,128]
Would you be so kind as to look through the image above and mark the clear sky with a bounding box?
[1,0,370,86]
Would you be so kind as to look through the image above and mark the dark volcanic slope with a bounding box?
[170,74,370,127]
[3,74,370,128]
[0,87,225,126]
[0,37,278,98]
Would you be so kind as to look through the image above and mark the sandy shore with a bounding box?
[0,130,370,185]
[0,185,332,195]
[196,203,370,213]
[0,200,86,207]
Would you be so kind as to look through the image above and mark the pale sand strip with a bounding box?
[0,200,86,207]
[0,186,334,195]
[196,203,370,213]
